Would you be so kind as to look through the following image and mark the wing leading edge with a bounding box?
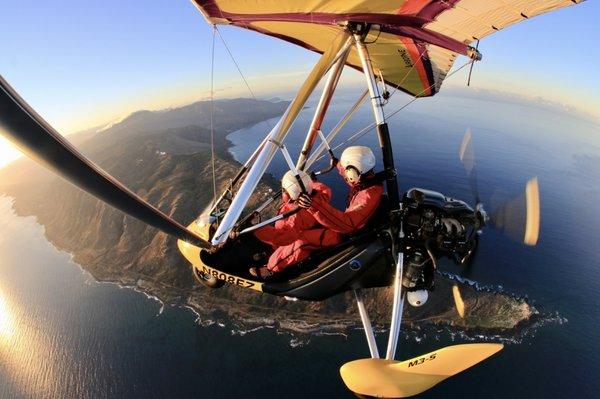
[192,0,584,97]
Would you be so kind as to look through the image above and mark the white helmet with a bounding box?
[281,170,313,200]
[340,146,376,184]
[407,290,428,307]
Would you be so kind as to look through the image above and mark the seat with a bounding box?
[266,194,391,283]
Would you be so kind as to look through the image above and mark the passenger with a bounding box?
[297,146,384,234]
[249,170,341,279]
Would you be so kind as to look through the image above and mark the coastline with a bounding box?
[1,191,541,344]
[0,105,542,342]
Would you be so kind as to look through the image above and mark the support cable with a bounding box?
[207,25,273,215]
[311,58,475,167]
[210,25,217,205]
[215,26,272,129]
[305,45,427,171]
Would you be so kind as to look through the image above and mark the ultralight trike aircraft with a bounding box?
[0,0,584,397]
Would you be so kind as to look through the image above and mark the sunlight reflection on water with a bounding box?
[0,287,15,341]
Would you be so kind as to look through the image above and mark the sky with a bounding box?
[0,0,598,168]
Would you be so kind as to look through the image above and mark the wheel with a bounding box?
[192,266,225,289]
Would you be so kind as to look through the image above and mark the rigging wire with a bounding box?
[209,27,473,218]
[306,44,427,167]
[312,58,475,165]
[207,25,275,215]
[210,25,217,205]
[215,26,272,129]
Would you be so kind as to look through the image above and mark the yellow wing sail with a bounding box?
[192,0,584,97]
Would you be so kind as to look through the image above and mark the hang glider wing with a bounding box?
[192,0,584,97]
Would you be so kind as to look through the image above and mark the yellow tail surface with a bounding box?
[340,343,503,398]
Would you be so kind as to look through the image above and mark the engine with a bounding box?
[401,188,483,306]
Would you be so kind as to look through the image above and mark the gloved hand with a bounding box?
[440,217,464,235]
[297,193,312,209]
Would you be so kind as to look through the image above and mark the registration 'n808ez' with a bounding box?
[201,266,256,289]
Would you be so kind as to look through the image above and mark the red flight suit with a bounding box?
[306,165,384,235]
[254,181,341,273]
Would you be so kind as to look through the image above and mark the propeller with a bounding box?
[489,177,540,246]
[459,128,540,246]
[459,128,481,205]
[452,129,541,318]
[452,285,466,318]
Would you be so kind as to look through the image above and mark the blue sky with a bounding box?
[0,0,598,165]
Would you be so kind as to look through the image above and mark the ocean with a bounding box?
[1,91,599,398]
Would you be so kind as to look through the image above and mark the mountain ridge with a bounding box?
[0,97,534,336]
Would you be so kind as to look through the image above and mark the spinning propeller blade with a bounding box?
[452,130,542,318]
[525,178,541,246]
[459,129,541,246]
[459,128,481,205]
[452,284,466,318]
[490,177,540,246]
[340,343,503,397]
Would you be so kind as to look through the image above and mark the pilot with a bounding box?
[297,146,384,235]
[249,170,340,279]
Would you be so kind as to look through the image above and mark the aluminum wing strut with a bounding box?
[210,31,353,245]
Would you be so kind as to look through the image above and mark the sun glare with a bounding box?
[0,136,22,169]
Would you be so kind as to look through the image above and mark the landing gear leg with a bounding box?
[386,252,405,360]
[353,290,380,358]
